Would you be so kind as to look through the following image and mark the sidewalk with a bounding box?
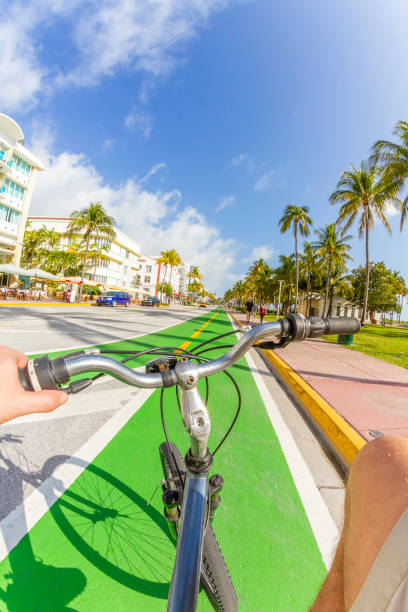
[231,311,408,441]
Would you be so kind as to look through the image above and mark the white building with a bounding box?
[0,114,44,264]
[28,216,190,298]
[137,255,190,298]
[28,217,142,291]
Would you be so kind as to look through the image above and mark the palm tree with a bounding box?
[279,205,313,311]
[67,202,116,300]
[156,249,182,301]
[372,120,408,228]
[330,161,400,324]
[273,254,296,313]
[166,249,183,287]
[300,241,319,315]
[313,224,353,317]
[247,258,273,305]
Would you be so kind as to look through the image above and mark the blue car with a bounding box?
[96,291,131,307]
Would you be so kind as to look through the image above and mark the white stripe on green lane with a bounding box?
[0,309,329,610]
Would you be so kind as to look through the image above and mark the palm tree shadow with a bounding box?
[0,436,86,611]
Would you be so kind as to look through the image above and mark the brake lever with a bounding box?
[256,337,292,350]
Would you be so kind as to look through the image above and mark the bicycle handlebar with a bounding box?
[18,315,360,393]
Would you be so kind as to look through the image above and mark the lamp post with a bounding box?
[276,280,284,319]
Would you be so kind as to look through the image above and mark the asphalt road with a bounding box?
[0,303,206,353]
[0,305,211,519]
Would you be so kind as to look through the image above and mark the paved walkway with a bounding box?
[231,311,408,440]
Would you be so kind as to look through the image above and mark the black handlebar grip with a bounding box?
[18,366,34,391]
[307,316,360,338]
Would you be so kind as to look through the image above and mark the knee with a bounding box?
[349,436,408,505]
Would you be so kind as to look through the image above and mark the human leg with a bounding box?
[311,436,408,611]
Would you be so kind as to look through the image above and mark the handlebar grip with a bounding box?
[307,316,360,338]
[17,355,70,392]
[18,366,34,391]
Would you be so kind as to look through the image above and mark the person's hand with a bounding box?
[0,346,68,424]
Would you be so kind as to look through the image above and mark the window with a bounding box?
[95,275,107,283]
[336,305,341,316]
[144,276,151,283]
[4,178,25,200]
[0,204,19,224]
[96,237,111,248]
[351,308,355,318]
[12,155,31,176]
[146,265,152,273]
[344,307,348,317]
[144,287,150,293]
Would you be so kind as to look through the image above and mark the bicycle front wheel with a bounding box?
[159,442,238,611]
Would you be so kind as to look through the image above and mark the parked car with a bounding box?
[142,296,161,307]
[199,303,207,308]
[96,291,131,307]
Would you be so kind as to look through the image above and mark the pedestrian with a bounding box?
[253,303,258,317]
[259,303,267,324]
[245,298,254,323]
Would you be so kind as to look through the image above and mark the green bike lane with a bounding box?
[0,308,328,610]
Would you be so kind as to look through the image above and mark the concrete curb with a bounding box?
[229,311,366,469]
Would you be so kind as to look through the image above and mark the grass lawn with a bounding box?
[323,324,408,369]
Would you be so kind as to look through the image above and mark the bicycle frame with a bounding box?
[167,362,213,611]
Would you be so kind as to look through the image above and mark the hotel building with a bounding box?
[28,217,189,297]
[0,114,44,264]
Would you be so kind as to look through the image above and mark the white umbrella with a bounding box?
[0,263,31,275]
[26,268,62,281]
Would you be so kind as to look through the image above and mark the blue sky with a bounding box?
[2,0,408,296]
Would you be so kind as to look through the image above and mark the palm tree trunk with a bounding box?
[295,223,299,312]
[361,210,370,325]
[306,271,311,316]
[79,234,90,302]
[323,256,332,317]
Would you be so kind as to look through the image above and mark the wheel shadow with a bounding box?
[0,437,175,608]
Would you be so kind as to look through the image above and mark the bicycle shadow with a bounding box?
[0,435,175,607]
[0,435,86,611]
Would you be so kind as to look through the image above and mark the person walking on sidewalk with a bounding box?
[259,303,267,324]
[245,298,254,323]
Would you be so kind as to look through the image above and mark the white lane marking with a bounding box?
[26,307,213,355]
[226,313,338,569]
[246,352,339,569]
[0,387,155,561]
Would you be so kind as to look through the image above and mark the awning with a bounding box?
[26,268,62,281]
[63,276,101,286]
[104,285,150,294]
[0,263,33,275]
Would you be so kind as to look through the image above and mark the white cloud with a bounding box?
[124,108,153,139]
[29,134,237,293]
[243,245,276,262]
[0,20,44,113]
[384,201,400,217]
[254,169,279,192]
[230,153,254,171]
[139,162,167,184]
[215,195,235,212]
[0,0,239,112]
[102,138,115,152]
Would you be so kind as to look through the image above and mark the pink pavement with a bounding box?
[231,310,408,441]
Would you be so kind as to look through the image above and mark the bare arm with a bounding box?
[0,345,68,424]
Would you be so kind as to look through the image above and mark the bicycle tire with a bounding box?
[159,442,238,611]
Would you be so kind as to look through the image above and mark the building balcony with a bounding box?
[0,221,18,241]
[0,156,12,175]
[7,166,30,188]
[0,189,23,212]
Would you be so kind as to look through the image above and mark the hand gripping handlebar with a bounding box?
[18,315,360,392]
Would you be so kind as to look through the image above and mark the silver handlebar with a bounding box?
[63,320,284,388]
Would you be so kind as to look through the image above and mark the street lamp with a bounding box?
[276,280,284,319]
